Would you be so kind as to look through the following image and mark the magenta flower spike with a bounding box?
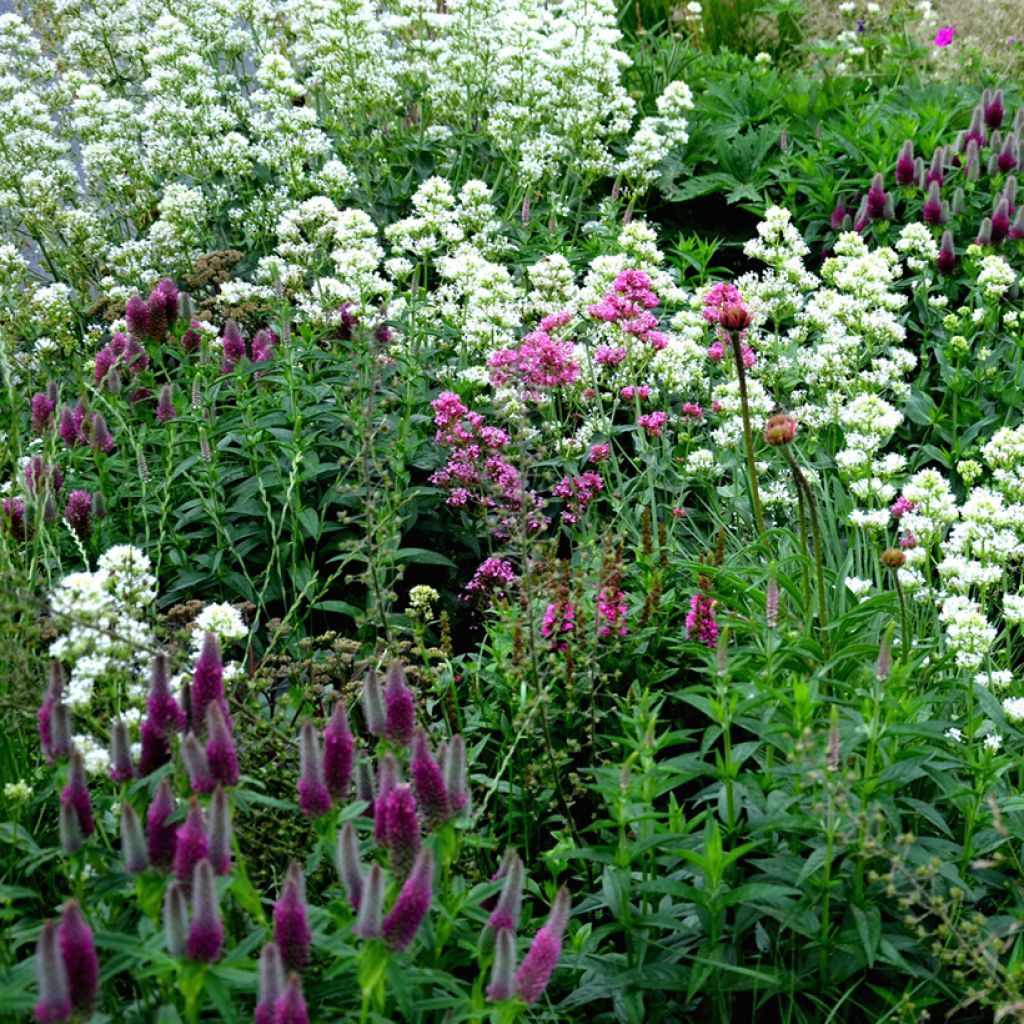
[923,180,943,225]
[485,928,517,1002]
[895,139,915,186]
[182,732,215,795]
[926,147,945,185]
[373,753,400,847]
[383,785,421,880]
[90,413,115,454]
[384,660,415,745]
[173,797,210,883]
[58,900,98,1014]
[488,850,525,933]
[138,715,173,777]
[323,700,354,800]
[221,319,246,373]
[147,652,185,734]
[50,703,73,763]
[411,727,450,829]
[274,975,310,1024]
[513,887,572,1005]
[985,88,1005,131]
[362,667,386,736]
[274,862,311,972]
[255,943,286,1024]
[109,719,134,783]
[208,785,233,875]
[298,720,332,818]
[125,294,149,340]
[444,734,468,813]
[354,863,385,938]
[382,847,434,951]
[336,821,364,911]
[998,135,1018,174]
[992,197,1011,243]
[206,702,239,787]
[121,803,148,873]
[191,632,225,735]
[38,661,64,761]
[187,859,223,962]
[64,490,93,540]
[146,778,177,869]
[938,230,957,274]
[164,881,189,957]
[250,328,277,363]
[156,384,176,422]
[31,391,56,434]
[61,750,94,838]
[33,920,71,1024]
[866,173,887,220]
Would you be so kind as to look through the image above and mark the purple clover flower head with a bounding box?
[486,927,516,1002]
[59,799,82,854]
[382,847,434,951]
[147,279,179,342]
[828,199,847,231]
[926,147,946,186]
[992,196,1011,243]
[938,230,957,274]
[1010,207,1024,242]
[90,413,115,454]
[250,328,277,363]
[191,632,225,735]
[33,920,71,1024]
[298,720,331,818]
[354,863,384,938]
[38,661,65,762]
[895,139,915,186]
[274,862,311,972]
[923,180,943,225]
[208,785,232,875]
[181,318,202,352]
[51,703,73,762]
[338,302,360,340]
[323,700,354,800]
[362,667,385,736]
[58,900,98,1014]
[488,850,525,933]
[274,974,310,1024]
[58,406,77,448]
[966,105,986,148]
[183,732,215,795]
[187,859,223,962]
[156,384,176,422]
[373,753,400,847]
[411,727,450,829]
[31,391,55,434]
[383,785,421,880]
[138,714,173,777]
[64,490,93,541]
[121,802,148,873]
[384,660,415,745]
[444,734,468,813]
[174,797,210,883]
[61,750,94,838]
[221,319,246,373]
[206,702,239,787]
[146,778,177,870]
[125,295,149,340]
[147,652,185,734]
[2,496,27,542]
[977,216,994,245]
[866,173,887,220]
[998,134,1018,173]
[164,881,189,957]
[109,719,134,783]
[336,821,364,911]
[255,943,286,1024]
[985,88,1005,131]
[513,887,571,1004]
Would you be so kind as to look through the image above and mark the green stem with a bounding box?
[729,330,766,539]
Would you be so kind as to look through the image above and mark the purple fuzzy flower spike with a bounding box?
[174,797,210,883]
[50,704,73,763]
[866,172,887,220]
[923,180,943,225]
[138,714,173,777]
[1010,207,1024,241]
[486,928,517,1002]
[109,719,134,782]
[937,231,957,274]
[513,887,571,1004]
[895,140,915,186]
[191,632,225,735]
[373,753,400,846]
[187,859,223,962]
[147,278,179,343]
[164,882,188,957]
[61,750,94,838]
[828,200,847,231]
[998,134,1018,174]
[274,974,310,1024]
[208,785,232,875]
[323,700,354,800]
[992,197,1011,243]
[58,900,98,1014]
[33,920,71,1024]
[383,785,420,880]
[384,660,415,745]
[274,861,312,972]
[255,943,286,1024]
[382,847,434,951]
[354,863,385,938]
[298,720,331,817]
[121,803,148,873]
[411,727,450,828]
[59,800,82,855]
[147,778,177,870]
[156,384,176,422]
[64,490,93,541]
[183,732,215,794]
[125,294,149,340]
[966,106,986,148]
[90,413,115,454]
[221,319,246,373]
[147,652,185,734]
[38,661,64,761]
[31,391,55,434]
[250,328,277,363]
[206,702,239,787]
[926,147,945,186]
[488,850,525,933]
[362,667,385,736]
[985,89,1005,131]
[336,821,364,911]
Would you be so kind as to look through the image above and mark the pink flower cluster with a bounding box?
[597,587,628,637]
[681,402,703,419]
[588,270,668,350]
[541,602,576,651]
[465,557,519,598]
[488,313,580,396]
[595,346,627,366]
[588,444,610,463]
[891,496,917,518]
[637,411,668,438]
[620,385,651,402]
[553,472,603,524]
[94,333,150,386]
[686,592,719,648]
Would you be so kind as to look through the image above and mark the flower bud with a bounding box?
[173,797,209,884]
[164,882,189,957]
[109,719,134,783]
[373,753,400,846]
[146,778,177,869]
[274,862,311,972]
[61,750,94,838]
[445,734,469,813]
[121,803,148,873]
[187,859,223,962]
[487,849,525,933]
[992,197,1011,243]
[922,180,942,225]
[147,652,185,734]
[486,927,517,1002]
[361,668,385,736]
[881,547,906,569]
[895,139,915,186]
[298,720,331,818]
[190,632,225,735]
[336,821,364,911]
[58,799,82,855]
[323,700,354,800]
[182,732,215,795]
[384,660,415,745]
[763,413,797,446]
[206,702,239,788]
[513,887,571,1004]
[208,785,232,875]
[274,974,309,1024]
[33,920,71,1023]
[383,785,421,880]
[411,727,450,829]
[58,900,98,1014]
[354,863,385,938]
[255,943,286,1024]
[938,230,957,274]
[382,848,434,951]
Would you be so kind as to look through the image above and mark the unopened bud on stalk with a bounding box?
[486,928,517,1002]
[354,863,385,938]
[336,821,364,911]
[255,943,286,1024]
[362,668,385,736]
[121,803,148,873]
[164,882,188,957]
[298,720,331,817]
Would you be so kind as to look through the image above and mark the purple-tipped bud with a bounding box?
[913,156,925,188]
[255,943,286,1024]
[985,89,1005,131]
[444,734,468,813]
[147,653,185,735]
[323,701,354,800]
[336,821,364,911]
[2,495,28,541]
[382,847,434,951]
[362,668,385,736]
[64,490,93,541]
[411,727,450,829]
[109,719,134,783]
[31,391,56,434]
[59,799,82,855]
[125,295,149,340]
[514,887,571,1004]
[383,785,420,880]
[146,779,177,869]
[58,407,77,448]
[1010,207,1024,241]
[354,863,385,938]
[938,231,957,274]
[356,757,375,805]
[250,328,277,363]
[221,320,246,373]
[274,974,309,1024]
[298,720,331,817]
[992,197,1011,243]
[181,318,202,353]
[34,920,71,1023]
[147,279,178,343]
[866,173,886,220]
[183,732,215,795]
[829,200,847,231]
[951,186,966,216]
[977,216,994,246]
[61,750,94,838]
[965,139,981,181]
[384,660,415,745]
[486,928,517,1002]
[90,413,115,454]
[58,900,98,1014]
[187,859,223,962]
[488,850,525,933]
[138,715,173,777]
[208,785,232,875]
[121,803,148,873]
[852,195,869,233]
[156,384,176,422]
[191,632,225,735]
[923,180,943,225]
[274,862,311,972]
[206,702,239,787]
[164,881,189,957]
[926,147,945,186]
[39,662,65,761]
[895,140,915,186]
[1005,175,1018,209]
[174,797,210,883]
[53,705,73,762]
[373,754,400,846]
[966,106,986,148]
[998,135,1018,174]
